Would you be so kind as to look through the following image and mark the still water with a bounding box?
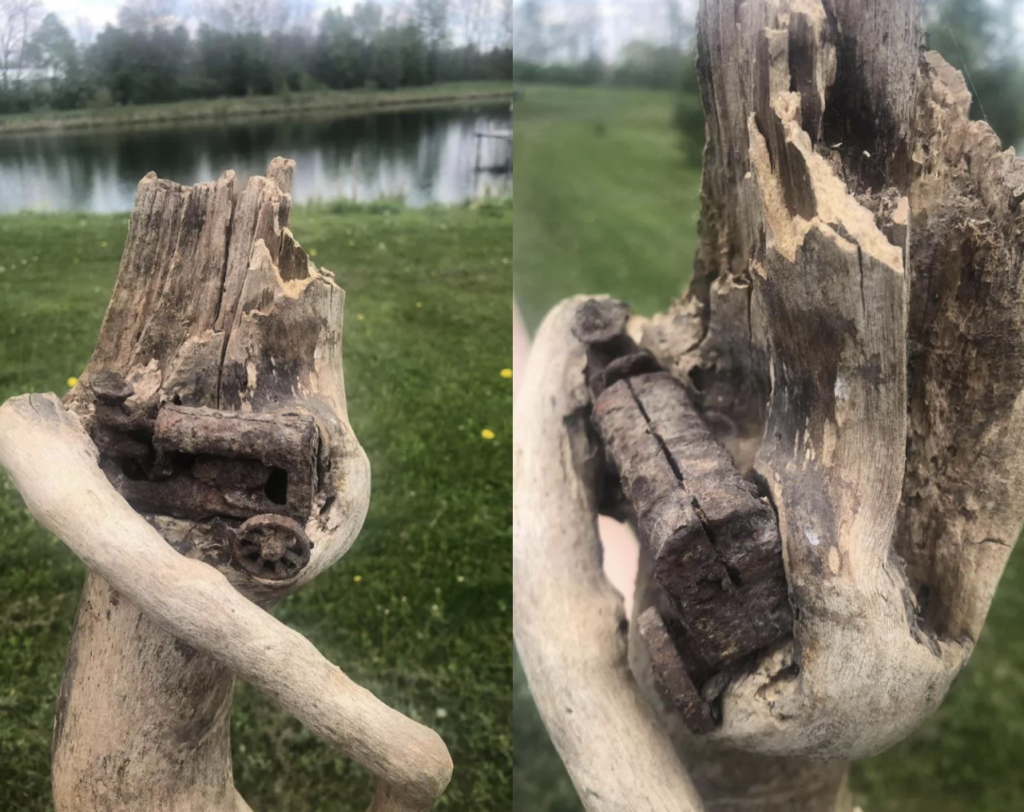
[0,105,512,214]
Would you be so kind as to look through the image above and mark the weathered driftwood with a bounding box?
[0,160,452,811]
[515,0,1024,809]
[513,296,705,812]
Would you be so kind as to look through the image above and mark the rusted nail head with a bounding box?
[89,371,135,404]
[571,298,631,345]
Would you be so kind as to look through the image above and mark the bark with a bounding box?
[515,0,1024,809]
[0,160,452,811]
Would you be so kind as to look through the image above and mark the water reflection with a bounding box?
[0,105,512,214]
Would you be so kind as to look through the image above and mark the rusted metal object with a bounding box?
[637,607,716,734]
[88,371,135,404]
[85,377,320,556]
[231,514,313,580]
[576,298,792,734]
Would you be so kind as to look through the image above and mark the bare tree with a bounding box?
[117,0,181,33]
[455,0,487,50]
[0,0,43,91]
[514,1,1024,810]
[499,0,511,50]
[73,15,96,47]
[196,0,309,35]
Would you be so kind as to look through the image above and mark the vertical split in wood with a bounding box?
[575,298,791,734]
[625,0,1024,767]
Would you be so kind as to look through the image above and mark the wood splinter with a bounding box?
[575,298,792,733]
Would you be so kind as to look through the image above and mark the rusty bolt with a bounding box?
[232,514,312,580]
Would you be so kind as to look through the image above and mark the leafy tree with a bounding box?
[0,0,509,114]
[926,0,1024,149]
[416,0,449,82]
[25,12,82,108]
[311,9,362,89]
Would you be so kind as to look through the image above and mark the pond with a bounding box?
[0,104,512,214]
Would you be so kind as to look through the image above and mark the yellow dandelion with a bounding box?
[356,313,365,321]
[500,368,512,379]
[481,428,495,440]
[99,241,108,248]
[415,302,423,308]
[353,575,363,583]
[309,248,318,257]
[67,376,79,388]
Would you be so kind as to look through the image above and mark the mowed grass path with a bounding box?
[512,85,702,331]
[0,201,512,811]
[512,84,1024,812]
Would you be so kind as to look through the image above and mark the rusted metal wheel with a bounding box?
[232,514,313,580]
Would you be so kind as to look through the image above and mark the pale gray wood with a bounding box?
[517,0,1024,808]
[0,159,448,811]
[513,296,706,812]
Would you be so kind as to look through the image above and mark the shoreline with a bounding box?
[0,84,512,137]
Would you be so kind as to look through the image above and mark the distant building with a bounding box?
[1,66,64,86]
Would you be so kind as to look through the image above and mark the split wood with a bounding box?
[514,1,1024,810]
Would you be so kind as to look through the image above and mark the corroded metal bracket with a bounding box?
[574,299,793,733]
[85,372,319,581]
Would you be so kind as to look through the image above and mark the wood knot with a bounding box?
[232,514,313,580]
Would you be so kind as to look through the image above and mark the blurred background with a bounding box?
[511,1,1024,810]
[0,0,512,810]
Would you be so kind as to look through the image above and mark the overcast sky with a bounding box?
[41,0,1024,59]
[44,0,366,36]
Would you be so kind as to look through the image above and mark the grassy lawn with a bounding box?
[512,84,702,332]
[512,83,1024,812]
[0,82,512,135]
[0,200,512,810]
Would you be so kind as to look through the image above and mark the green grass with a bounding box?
[512,83,1024,812]
[0,82,512,135]
[512,85,702,331]
[0,200,512,810]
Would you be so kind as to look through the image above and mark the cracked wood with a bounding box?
[577,298,791,733]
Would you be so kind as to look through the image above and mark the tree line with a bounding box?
[0,0,512,115]
[512,0,1024,162]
